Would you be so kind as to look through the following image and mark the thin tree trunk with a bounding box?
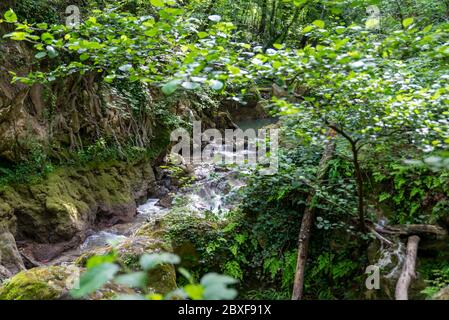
[351,142,366,232]
[264,5,302,50]
[259,0,268,35]
[326,123,366,232]
[292,129,336,300]
[268,0,277,38]
[395,235,420,300]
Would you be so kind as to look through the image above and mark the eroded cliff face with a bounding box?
[0,161,156,276]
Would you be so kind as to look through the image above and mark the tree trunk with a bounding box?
[292,129,336,300]
[264,5,301,51]
[326,123,366,232]
[259,0,268,35]
[395,235,420,300]
[351,143,366,232]
[268,0,277,38]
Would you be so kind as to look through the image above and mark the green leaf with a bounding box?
[36,23,48,29]
[312,20,325,29]
[162,79,182,95]
[335,26,346,34]
[178,267,194,284]
[379,193,391,202]
[198,32,208,39]
[119,64,133,72]
[70,263,119,298]
[208,15,222,22]
[115,272,148,289]
[139,252,180,270]
[35,52,47,59]
[423,24,433,33]
[302,25,314,33]
[150,0,165,7]
[228,66,241,75]
[402,18,414,29]
[46,46,59,58]
[200,273,238,300]
[86,253,117,269]
[182,81,200,90]
[293,0,307,6]
[41,32,54,42]
[104,74,116,83]
[6,32,27,41]
[80,53,90,61]
[209,80,224,91]
[184,284,205,300]
[4,9,17,23]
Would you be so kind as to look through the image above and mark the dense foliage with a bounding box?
[2,0,449,300]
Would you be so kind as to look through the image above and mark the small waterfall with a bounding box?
[66,119,275,260]
[376,239,406,279]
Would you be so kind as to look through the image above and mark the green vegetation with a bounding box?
[1,0,449,301]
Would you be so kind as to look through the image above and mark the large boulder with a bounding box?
[0,265,12,283]
[0,266,79,300]
[76,234,177,295]
[0,265,132,300]
[0,161,156,264]
[0,229,25,279]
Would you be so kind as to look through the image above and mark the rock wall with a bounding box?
[0,160,156,277]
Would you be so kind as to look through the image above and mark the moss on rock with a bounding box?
[76,233,176,295]
[0,266,76,300]
[0,265,133,300]
[0,161,155,244]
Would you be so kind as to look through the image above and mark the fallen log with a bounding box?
[292,129,336,300]
[375,224,447,238]
[367,226,394,246]
[395,235,420,300]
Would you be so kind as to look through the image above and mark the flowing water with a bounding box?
[58,118,277,262]
[371,217,407,294]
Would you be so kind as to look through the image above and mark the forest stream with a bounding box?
[48,118,277,267]
[3,0,449,303]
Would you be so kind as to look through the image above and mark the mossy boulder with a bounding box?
[0,265,132,300]
[137,214,222,270]
[0,161,155,246]
[76,234,176,295]
[0,266,77,300]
